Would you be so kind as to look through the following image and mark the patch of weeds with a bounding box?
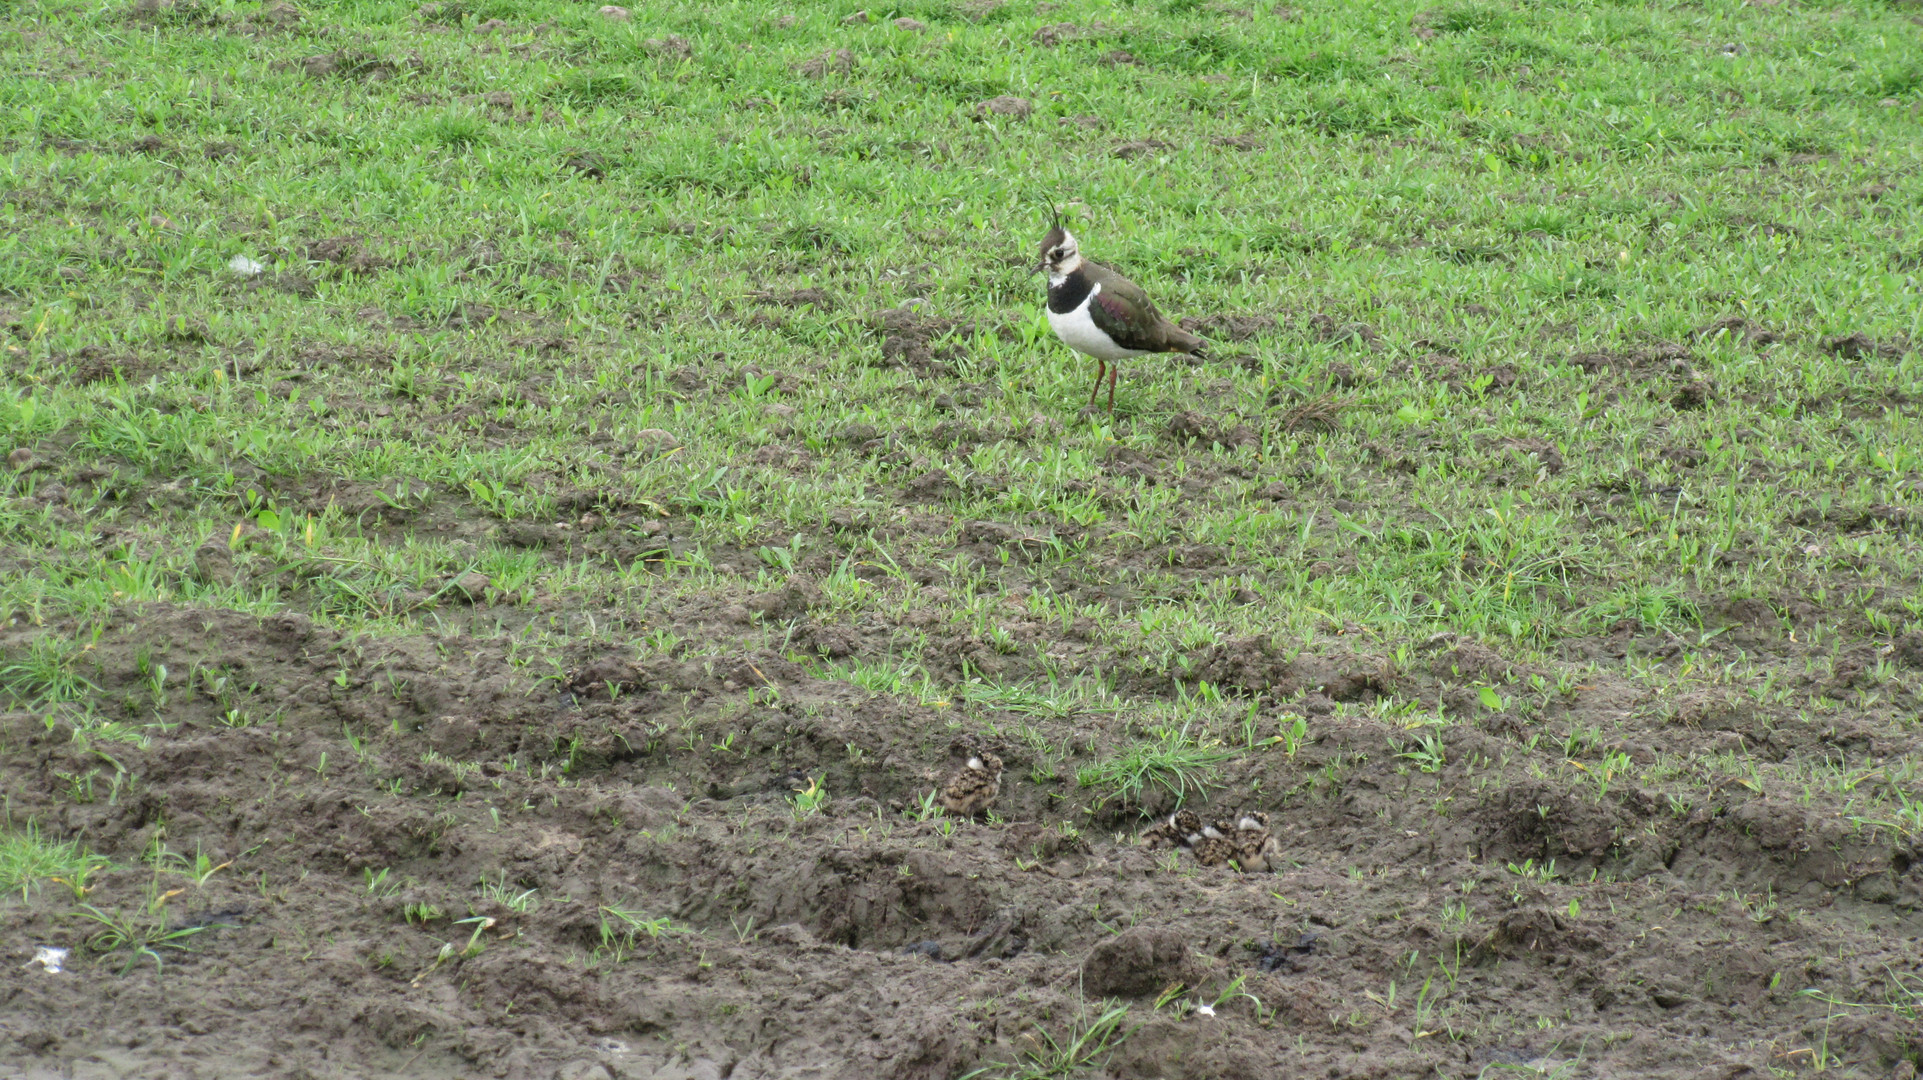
[410,915,496,986]
[1076,723,1231,811]
[75,886,206,974]
[788,775,828,819]
[418,111,489,151]
[1,632,100,710]
[960,1000,1136,1080]
[478,870,539,912]
[549,71,639,105]
[0,824,110,900]
[1428,3,1507,33]
[595,905,690,964]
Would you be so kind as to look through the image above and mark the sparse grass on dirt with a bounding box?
[2,0,1922,1075]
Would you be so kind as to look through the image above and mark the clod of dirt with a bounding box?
[749,287,832,309]
[1429,638,1522,684]
[1501,437,1563,474]
[1823,332,1904,361]
[797,49,854,77]
[634,428,680,451]
[566,655,643,699]
[304,236,391,276]
[1470,908,1581,962]
[1103,49,1139,65]
[451,571,490,602]
[841,9,870,24]
[500,522,557,548]
[975,95,1033,120]
[1275,394,1344,434]
[1112,139,1172,160]
[804,624,859,658]
[1081,926,1201,997]
[1692,316,1783,348]
[258,2,300,25]
[1895,632,1923,668]
[1184,635,1298,696]
[61,346,143,384]
[893,17,926,30]
[1180,313,1276,341]
[1671,379,1715,411]
[1166,411,1211,443]
[192,539,236,587]
[866,306,1008,376]
[1032,21,1078,45]
[746,579,822,621]
[473,17,505,32]
[596,4,628,19]
[294,51,403,81]
[901,469,960,501]
[161,315,212,343]
[1306,312,1380,348]
[901,940,946,961]
[644,34,692,58]
[1164,411,1259,449]
[7,448,32,472]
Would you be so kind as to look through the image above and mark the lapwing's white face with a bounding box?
[1037,227,1082,282]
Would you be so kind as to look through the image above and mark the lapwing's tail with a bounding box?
[1168,326,1208,357]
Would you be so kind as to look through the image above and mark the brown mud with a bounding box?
[2,504,1920,1079]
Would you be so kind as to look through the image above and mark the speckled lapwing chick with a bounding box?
[938,746,1003,818]
[1188,813,1279,872]
[1189,820,1241,868]
[1229,811,1280,873]
[1139,810,1203,850]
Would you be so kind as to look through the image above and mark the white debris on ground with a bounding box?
[227,255,265,277]
[28,946,69,973]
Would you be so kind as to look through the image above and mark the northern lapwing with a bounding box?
[1037,211,1207,413]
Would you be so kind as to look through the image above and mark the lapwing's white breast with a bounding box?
[1047,282,1149,362]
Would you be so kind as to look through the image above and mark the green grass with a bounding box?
[1076,721,1232,811]
[0,0,1918,863]
[960,1000,1135,1080]
[0,0,1920,1054]
[0,824,110,900]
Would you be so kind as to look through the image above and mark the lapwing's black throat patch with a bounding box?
[1047,268,1095,316]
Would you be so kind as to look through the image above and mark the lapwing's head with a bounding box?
[1036,225,1082,280]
